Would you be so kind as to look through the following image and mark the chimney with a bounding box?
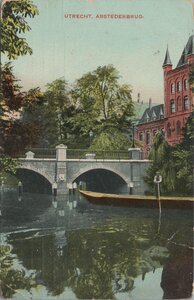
[137,93,140,103]
[149,97,152,109]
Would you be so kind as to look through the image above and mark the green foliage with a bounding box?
[1,0,38,59]
[44,80,87,147]
[38,79,74,146]
[74,65,133,125]
[145,111,194,196]
[172,148,193,193]
[23,66,134,149]
[0,155,19,175]
[69,65,134,149]
[181,110,194,149]
[171,111,194,194]
[45,79,70,109]
[89,127,131,151]
[145,132,176,194]
[22,78,79,147]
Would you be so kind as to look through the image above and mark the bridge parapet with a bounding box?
[23,148,56,159]
[19,146,144,161]
[66,149,143,160]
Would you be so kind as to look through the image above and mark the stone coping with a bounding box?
[18,158,150,162]
[18,158,56,161]
[66,159,150,162]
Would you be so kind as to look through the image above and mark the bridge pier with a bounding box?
[55,144,68,195]
[128,148,142,160]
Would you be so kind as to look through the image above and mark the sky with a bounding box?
[3,0,194,103]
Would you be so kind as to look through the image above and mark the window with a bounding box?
[177,81,182,92]
[159,108,164,119]
[177,97,181,111]
[145,113,150,122]
[146,148,150,158]
[176,121,181,136]
[183,79,188,91]
[170,100,175,113]
[171,83,175,94]
[146,131,150,145]
[160,114,164,119]
[161,128,165,137]
[184,96,189,110]
[153,130,157,136]
[152,111,156,120]
[139,132,144,141]
[167,123,171,138]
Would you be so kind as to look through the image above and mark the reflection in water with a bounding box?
[0,191,193,299]
[161,247,193,299]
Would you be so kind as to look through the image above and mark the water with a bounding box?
[0,191,193,300]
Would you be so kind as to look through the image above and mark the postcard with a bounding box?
[0,0,193,299]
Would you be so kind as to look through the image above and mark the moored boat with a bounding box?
[79,190,194,208]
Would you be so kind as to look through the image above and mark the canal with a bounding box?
[0,190,193,299]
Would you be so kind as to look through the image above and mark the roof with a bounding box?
[177,34,194,67]
[133,102,153,120]
[163,47,172,67]
[185,34,194,55]
[176,47,187,68]
[138,104,164,124]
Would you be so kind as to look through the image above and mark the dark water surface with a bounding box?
[0,191,193,300]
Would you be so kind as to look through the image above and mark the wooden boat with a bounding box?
[79,190,194,209]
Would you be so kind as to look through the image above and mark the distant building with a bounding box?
[135,35,194,158]
[133,93,156,120]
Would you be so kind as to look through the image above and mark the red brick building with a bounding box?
[136,35,194,158]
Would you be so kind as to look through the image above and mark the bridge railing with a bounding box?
[67,149,130,160]
[22,148,56,158]
[17,147,140,160]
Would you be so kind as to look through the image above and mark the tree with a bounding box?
[89,127,131,151]
[1,0,38,59]
[145,62,194,196]
[0,0,39,176]
[24,79,75,147]
[172,65,194,195]
[144,131,176,195]
[43,79,73,145]
[172,110,194,195]
[69,65,134,149]
[145,111,194,196]
[0,64,42,156]
[0,155,19,179]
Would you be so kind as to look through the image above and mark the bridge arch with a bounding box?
[17,164,54,185]
[71,166,129,184]
[72,167,129,194]
[16,167,52,194]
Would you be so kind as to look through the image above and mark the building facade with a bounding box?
[136,35,194,158]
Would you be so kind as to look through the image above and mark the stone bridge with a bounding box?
[17,145,150,195]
